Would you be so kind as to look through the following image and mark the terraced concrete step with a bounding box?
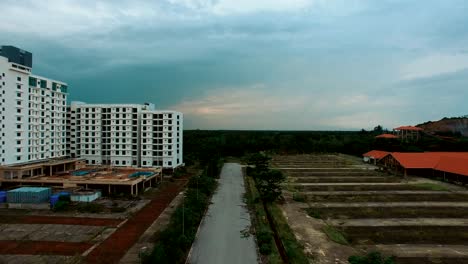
[329,218,468,227]
[288,182,405,186]
[370,244,468,258]
[275,168,365,170]
[302,190,459,195]
[303,202,468,208]
[293,177,399,183]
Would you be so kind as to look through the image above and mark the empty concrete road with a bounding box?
[188,163,258,264]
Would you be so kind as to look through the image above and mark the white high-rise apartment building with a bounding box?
[1,45,183,169]
[67,102,183,169]
[0,46,68,165]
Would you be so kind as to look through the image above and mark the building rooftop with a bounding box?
[394,126,424,131]
[8,187,50,193]
[366,150,468,176]
[363,150,390,160]
[375,133,399,139]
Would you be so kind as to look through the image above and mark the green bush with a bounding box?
[257,229,273,245]
[259,243,272,255]
[146,165,219,264]
[307,209,322,219]
[52,200,70,212]
[58,195,71,202]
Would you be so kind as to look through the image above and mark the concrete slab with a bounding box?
[188,163,258,264]
[329,218,468,227]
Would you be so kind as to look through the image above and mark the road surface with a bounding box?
[188,163,258,264]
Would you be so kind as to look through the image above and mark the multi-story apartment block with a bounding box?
[0,46,68,165]
[140,110,183,168]
[67,102,183,169]
[1,45,183,169]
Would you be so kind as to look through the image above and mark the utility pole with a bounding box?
[182,192,185,236]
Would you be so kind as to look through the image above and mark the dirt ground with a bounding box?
[273,154,468,264]
[84,178,188,264]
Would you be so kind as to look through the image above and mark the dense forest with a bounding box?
[183,129,468,163]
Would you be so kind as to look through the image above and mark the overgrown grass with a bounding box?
[410,182,450,191]
[145,161,221,264]
[322,225,349,245]
[245,175,282,263]
[292,192,307,203]
[267,203,310,264]
[306,209,322,219]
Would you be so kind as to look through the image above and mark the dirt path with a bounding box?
[84,179,188,264]
[0,241,93,256]
[0,215,122,227]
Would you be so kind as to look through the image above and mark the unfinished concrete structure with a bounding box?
[0,158,161,196]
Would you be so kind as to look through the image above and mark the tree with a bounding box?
[246,153,271,173]
[255,169,286,202]
[373,125,383,134]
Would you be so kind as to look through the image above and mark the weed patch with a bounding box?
[323,225,349,245]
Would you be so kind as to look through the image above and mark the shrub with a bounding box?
[52,200,70,212]
[307,209,322,219]
[259,243,272,255]
[58,195,71,202]
[257,229,273,245]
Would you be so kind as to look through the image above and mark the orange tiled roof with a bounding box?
[376,133,399,139]
[363,150,390,160]
[435,156,468,177]
[390,152,468,176]
[394,126,424,131]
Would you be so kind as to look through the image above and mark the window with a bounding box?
[17,77,21,82]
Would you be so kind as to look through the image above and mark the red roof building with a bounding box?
[375,151,468,181]
[394,126,424,131]
[375,133,399,139]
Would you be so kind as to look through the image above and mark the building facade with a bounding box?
[1,45,183,169]
[0,46,68,165]
[67,102,183,169]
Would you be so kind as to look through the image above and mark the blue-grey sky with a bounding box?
[1,0,467,130]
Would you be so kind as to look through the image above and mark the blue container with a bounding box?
[50,194,60,207]
[7,187,51,204]
[57,191,70,197]
[129,171,154,178]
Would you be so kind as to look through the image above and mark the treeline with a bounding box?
[144,160,221,264]
[184,130,468,161]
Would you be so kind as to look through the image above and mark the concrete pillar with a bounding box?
[108,184,111,195]
[131,185,134,196]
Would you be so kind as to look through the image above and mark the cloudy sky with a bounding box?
[1,0,467,130]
